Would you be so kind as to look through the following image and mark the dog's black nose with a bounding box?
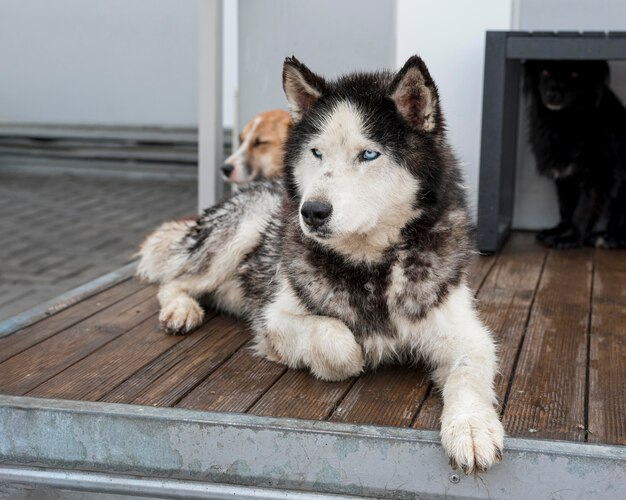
[301,201,332,228]
[221,164,234,178]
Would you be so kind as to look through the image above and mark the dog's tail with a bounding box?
[135,218,196,283]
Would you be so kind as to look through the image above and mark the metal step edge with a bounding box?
[0,395,624,499]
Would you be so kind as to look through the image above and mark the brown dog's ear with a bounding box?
[282,56,325,122]
[389,56,440,133]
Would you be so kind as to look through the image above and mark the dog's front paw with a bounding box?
[159,297,204,335]
[537,223,583,249]
[441,407,504,474]
[253,331,288,365]
[309,319,364,382]
[537,226,561,242]
[536,221,572,242]
[585,231,626,249]
[542,233,582,249]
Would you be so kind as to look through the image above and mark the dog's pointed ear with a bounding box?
[389,56,440,133]
[283,56,325,122]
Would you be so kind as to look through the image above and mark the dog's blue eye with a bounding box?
[360,150,380,162]
[311,148,322,159]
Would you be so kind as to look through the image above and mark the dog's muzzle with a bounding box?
[301,201,332,229]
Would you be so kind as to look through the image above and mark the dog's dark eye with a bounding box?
[360,150,381,162]
[570,72,578,79]
[311,148,322,159]
[254,138,269,147]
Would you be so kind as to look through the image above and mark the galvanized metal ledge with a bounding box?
[0,466,354,500]
[1,396,624,499]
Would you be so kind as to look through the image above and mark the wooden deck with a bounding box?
[0,232,624,446]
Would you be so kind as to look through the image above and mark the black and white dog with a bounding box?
[525,60,626,248]
[138,56,504,473]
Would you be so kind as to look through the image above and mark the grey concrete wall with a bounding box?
[0,0,198,127]
[237,0,395,126]
[513,0,626,229]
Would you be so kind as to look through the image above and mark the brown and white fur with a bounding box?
[137,56,504,474]
[220,109,292,183]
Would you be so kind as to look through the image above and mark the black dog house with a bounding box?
[477,31,626,253]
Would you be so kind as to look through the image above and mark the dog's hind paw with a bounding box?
[441,407,504,475]
[159,297,204,335]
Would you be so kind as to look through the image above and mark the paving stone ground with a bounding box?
[0,170,197,321]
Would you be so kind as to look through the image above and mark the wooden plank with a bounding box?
[27,308,214,402]
[588,249,626,445]
[482,233,548,401]
[0,278,143,363]
[0,286,157,395]
[249,370,354,420]
[177,342,287,413]
[467,253,497,293]
[410,388,442,431]
[26,312,173,401]
[502,248,593,441]
[0,264,136,338]
[412,232,547,430]
[329,365,430,427]
[101,316,249,407]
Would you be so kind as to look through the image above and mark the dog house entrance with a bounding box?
[477,31,626,253]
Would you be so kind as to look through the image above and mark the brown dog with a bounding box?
[220,109,292,183]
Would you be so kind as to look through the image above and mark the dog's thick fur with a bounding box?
[525,60,626,248]
[138,56,504,473]
[221,110,292,183]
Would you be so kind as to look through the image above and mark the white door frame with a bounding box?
[198,0,224,211]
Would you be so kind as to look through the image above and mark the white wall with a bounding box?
[396,0,514,218]
[237,0,396,127]
[516,0,626,31]
[237,0,514,219]
[513,0,626,229]
[222,0,238,129]
[0,0,198,127]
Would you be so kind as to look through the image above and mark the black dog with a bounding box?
[525,60,626,248]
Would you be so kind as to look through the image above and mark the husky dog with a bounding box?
[525,60,626,248]
[138,56,504,473]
